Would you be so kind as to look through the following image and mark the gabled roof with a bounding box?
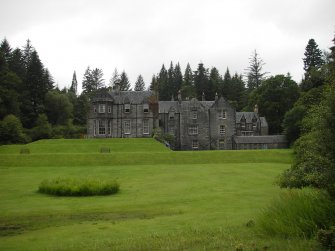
[158,101,180,113]
[234,135,287,144]
[236,112,259,123]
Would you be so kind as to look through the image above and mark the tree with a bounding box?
[82,67,105,94]
[157,64,169,100]
[167,62,174,99]
[69,71,78,95]
[230,73,246,110]
[30,113,52,140]
[181,63,195,99]
[109,68,120,90]
[246,50,267,90]
[0,38,12,62]
[248,74,299,134]
[119,70,131,91]
[149,75,158,94]
[45,90,73,125]
[221,68,232,99]
[208,67,221,100]
[22,39,34,69]
[134,74,145,91]
[303,39,325,73]
[0,114,27,144]
[173,63,183,96]
[194,62,209,100]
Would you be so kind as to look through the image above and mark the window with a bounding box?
[219,125,226,136]
[124,120,131,134]
[219,110,227,119]
[143,119,149,134]
[218,139,225,150]
[169,112,174,120]
[192,111,197,119]
[98,120,105,135]
[143,103,149,113]
[107,120,112,135]
[98,104,105,113]
[188,125,198,135]
[192,140,199,149]
[94,106,97,113]
[108,106,112,113]
[124,104,130,113]
[93,120,96,136]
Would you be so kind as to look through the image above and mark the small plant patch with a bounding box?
[38,177,119,196]
[19,148,30,154]
[100,147,110,153]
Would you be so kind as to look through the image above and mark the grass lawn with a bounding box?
[0,139,317,250]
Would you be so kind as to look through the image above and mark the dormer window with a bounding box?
[143,103,149,113]
[98,104,105,113]
[124,104,130,113]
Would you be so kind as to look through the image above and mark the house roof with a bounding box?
[108,91,154,104]
[236,112,258,123]
[233,135,287,144]
[158,101,180,113]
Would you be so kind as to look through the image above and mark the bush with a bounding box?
[317,226,335,250]
[38,177,119,196]
[257,188,335,238]
[0,114,29,144]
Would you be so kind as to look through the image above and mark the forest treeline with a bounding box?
[0,35,333,146]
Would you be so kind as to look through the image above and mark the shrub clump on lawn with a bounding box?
[257,188,335,238]
[38,177,119,196]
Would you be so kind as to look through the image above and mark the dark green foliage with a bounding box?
[282,105,306,146]
[82,67,105,94]
[19,148,30,154]
[157,64,169,100]
[303,39,325,73]
[257,188,335,238]
[248,74,299,134]
[181,63,195,98]
[100,147,110,153]
[29,114,52,141]
[45,90,73,125]
[0,114,28,144]
[149,75,158,94]
[69,71,78,94]
[134,74,145,91]
[51,124,86,139]
[194,63,209,100]
[173,63,183,97]
[38,177,119,196]
[317,227,335,250]
[119,70,131,91]
[246,50,267,90]
[208,67,221,100]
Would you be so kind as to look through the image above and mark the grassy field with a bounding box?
[0,139,317,250]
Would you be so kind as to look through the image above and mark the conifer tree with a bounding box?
[119,71,131,91]
[109,68,120,90]
[208,67,221,100]
[181,63,195,99]
[173,63,183,96]
[134,74,145,91]
[149,75,158,94]
[167,62,174,99]
[303,38,325,73]
[194,62,209,100]
[69,71,78,95]
[157,64,169,100]
[82,67,105,94]
[246,50,267,90]
[0,38,12,62]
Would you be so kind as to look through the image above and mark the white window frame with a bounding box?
[124,104,130,113]
[124,120,131,134]
[98,120,106,135]
[188,125,198,135]
[98,104,105,113]
[108,106,112,113]
[143,103,149,113]
[192,140,199,149]
[143,119,149,135]
[219,125,226,136]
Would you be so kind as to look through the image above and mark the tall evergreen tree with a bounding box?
[173,63,183,96]
[303,38,325,73]
[167,62,174,99]
[181,63,195,99]
[109,68,120,90]
[246,50,267,90]
[134,74,145,91]
[222,68,232,99]
[69,71,78,95]
[149,75,158,94]
[119,71,131,91]
[230,73,246,110]
[194,63,209,100]
[208,67,221,100]
[82,67,105,94]
[8,48,25,80]
[43,68,54,91]
[0,38,12,62]
[22,39,34,69]
[157,64,169,100]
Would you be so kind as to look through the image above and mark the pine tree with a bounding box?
[181,63,195,99]
[231,73,246,110]
[119,71,131,91]
[8,48,25,80]
[173,63,183,97]
[43,68,54,91]
[167,62,174,99]
[134,74,145,91]
[157,64,169,100]
[149,75,158,93]
[246,50,267,90]
[0,38,12,62]
[69,71,78,95]
[22,39,34,69]
[208,67,221,100]
[109,68,120,89]
[303,38,325,73]
[194,62,209,100]
[82,67,105,94]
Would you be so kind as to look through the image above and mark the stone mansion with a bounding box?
[87,89,287,150]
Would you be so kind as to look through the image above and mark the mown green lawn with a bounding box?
[0,139,316,250]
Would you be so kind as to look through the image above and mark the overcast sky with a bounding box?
[0,0,334,93]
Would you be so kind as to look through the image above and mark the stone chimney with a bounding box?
[202,92,205,101]
[215,92,218,101]
[178,90,182,102]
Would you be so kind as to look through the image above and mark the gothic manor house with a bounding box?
[87,89,286,150]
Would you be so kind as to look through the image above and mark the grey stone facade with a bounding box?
[88,89,286,150]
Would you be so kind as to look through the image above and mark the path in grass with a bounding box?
[0,139,316,250]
